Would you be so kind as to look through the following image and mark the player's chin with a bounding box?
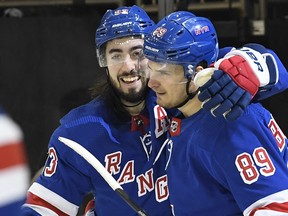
[121,84,145,95]
[119,84,147,101]
[156,96,169,108]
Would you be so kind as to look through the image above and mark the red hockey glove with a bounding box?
[194,45,278,121]
[215,55,259,97]
[214,47,272,97]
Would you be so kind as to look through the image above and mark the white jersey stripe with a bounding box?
[22,203,59,216]
[253,211,288,216]
[244,189,288,215]
[29,182,79,215]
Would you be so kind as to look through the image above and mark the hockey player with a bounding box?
[22,5,172,216]
[144,11,288,215]
[23,5,288,215]
[0,106,30,216]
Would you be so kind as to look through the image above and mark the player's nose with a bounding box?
[120,58,137,72]
[148,74,160,90]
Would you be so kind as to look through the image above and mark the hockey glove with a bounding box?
[194,44,279,121]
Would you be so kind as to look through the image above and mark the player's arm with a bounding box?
[252,46,288,101]
[194,43,288,121]
[210,109,288,215]
[21,129,92,216]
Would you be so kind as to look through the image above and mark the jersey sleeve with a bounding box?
[22,122,96,216]
[253,48,288,100]
[209,104,288,215]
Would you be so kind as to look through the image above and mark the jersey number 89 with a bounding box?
[235,147,275,184]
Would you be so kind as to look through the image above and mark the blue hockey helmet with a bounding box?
[144,11,219,78]
[96,5,155,67]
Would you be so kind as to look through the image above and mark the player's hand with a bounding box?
[194,69,252,121]
[194,44,279,121]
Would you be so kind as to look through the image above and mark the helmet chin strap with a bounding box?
[170,77,198,109]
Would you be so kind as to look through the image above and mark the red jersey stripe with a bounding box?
[26,192,70,216]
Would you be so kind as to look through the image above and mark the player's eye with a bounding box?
[131,49,145,60]
[111,53,123,61]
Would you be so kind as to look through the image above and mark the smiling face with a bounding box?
[105,36,149,104]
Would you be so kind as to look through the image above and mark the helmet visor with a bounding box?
[97,36,146,68]
[146,60,189,85]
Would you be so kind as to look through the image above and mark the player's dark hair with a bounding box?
[90,74,131,122]
[198,60,208,68]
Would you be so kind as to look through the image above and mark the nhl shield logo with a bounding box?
[169,117,181,136]
[114,9,129,15]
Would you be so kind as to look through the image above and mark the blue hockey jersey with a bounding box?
[21,93,171,216]
[164,103,288,216]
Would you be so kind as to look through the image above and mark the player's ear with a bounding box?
[195,65,204,73]
[189,66,204,93]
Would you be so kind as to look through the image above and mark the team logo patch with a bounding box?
[153,27,167,37]
[169,117,181,136]
[194,25,210,35]
[114,9,129,15]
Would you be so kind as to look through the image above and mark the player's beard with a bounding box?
[108,74,149,104]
